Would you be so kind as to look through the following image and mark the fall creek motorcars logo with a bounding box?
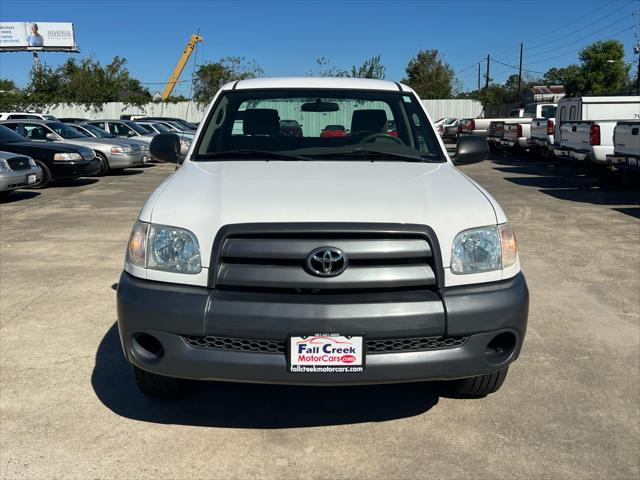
[306,247,348,277]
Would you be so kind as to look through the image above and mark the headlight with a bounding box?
[53,152,83,161]
[111,145,133,154]
[180,138,191,147]
[140,144,149,152]
[0,160,9,172]
[451,224,517,274]
[126,220,201,274]
[28,158,37,167]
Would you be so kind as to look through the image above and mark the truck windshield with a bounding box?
[194,89,444,162]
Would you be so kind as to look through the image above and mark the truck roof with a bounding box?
[558,95,640,104]
[220,76,412,92]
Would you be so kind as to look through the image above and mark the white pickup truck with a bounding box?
[556,120,618,163]
[552,96,640,158]
[500,103,556,151]
[606,121,640,171]
[528,115,556,158]
[459,108,523,137]
[116,77,528,399]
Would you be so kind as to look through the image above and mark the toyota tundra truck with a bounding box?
[117,77,529,398]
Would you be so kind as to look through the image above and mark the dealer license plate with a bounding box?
[27,174,37,185]
[289,334,364,373]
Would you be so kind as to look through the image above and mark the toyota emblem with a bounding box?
[306,247,348,277]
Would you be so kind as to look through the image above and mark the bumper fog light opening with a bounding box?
[485,332,516,365]
[131,332,164,363]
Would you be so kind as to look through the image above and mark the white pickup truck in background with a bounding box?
[606,121,640,171]
[459,108,523,137]
[529,114,557,158]
[556,120,618,163]
[498,103,556,151]
[553,96,640,149]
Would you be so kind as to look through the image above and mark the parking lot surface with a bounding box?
[1,158,638,479]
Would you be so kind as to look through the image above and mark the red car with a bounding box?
[320,125,347,138]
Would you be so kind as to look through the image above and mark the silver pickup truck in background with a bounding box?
[606,121,640,171]
[459,108,524,137]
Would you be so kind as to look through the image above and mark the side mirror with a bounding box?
[127,130,136,137]
[451,135,489,165]
[150,133,180,163]
[46,132,58,141]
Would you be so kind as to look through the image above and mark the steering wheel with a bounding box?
[359,132,404,145]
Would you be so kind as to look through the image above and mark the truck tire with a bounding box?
[131,365,189,397]
[449,367,509,397]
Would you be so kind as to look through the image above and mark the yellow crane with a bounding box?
[161,33,203,100]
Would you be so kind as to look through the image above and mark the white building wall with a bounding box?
[44,99,485,124]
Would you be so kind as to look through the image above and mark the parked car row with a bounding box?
[0,112,197,192]
[457,96,640,173]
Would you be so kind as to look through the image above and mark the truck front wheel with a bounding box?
[448,367,509,397]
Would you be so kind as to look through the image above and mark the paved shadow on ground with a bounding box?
[51,178,100,188]
[490,155,640,217]
[92,323,440,428]
[0,191,41,203]
[110,169,144,176]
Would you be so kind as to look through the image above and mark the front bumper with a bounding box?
[50,158,101,179]
[117,271,529,385]
[106,152,144,169]
[0,166,42,192]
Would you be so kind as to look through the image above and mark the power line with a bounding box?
[526,14,637,59]
[527,0,635,51]
[526,24,636,66]
[491,58,544,75]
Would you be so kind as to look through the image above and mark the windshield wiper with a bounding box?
[312,147,440,162]
[195,149,312,161]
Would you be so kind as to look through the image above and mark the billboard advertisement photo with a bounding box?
[0,22,77,51]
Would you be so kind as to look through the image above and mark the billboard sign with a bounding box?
[0,22,77,51]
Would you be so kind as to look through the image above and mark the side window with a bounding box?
[2,123,21,133]
[569,106,576,121]
[91,122,106,130]
[559,106,566,120]
[8,114,38,119]
[111,122,133,136]
[23,123,49,140]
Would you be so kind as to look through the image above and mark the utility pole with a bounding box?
[517,43,523,99]
[32,52,40,72]
[477,63,481,90]
[485,55,490,89]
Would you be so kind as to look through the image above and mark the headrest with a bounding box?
[242,109,280,135]
[351,109,388,134]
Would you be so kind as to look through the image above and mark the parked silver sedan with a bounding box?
[0,151,42,194]
[66,123,152,164]
[0,120,145,175]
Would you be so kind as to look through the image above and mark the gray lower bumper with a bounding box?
[0,167,42,192]
[117,272,528,385]
[106,152,144,169]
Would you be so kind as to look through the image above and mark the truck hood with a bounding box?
[145,160,498,267]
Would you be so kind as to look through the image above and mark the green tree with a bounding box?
[193,57,263,104]
[543,64,582,96]
[402,49,455,99]
[23,56,151,110]
[308,55,386,79]
[577,40,630,95]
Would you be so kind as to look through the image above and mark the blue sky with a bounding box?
[1,0,638,96]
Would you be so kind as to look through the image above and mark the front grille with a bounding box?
[212,225,440,294]
[6,157,31,171]
[183,335,467,354]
